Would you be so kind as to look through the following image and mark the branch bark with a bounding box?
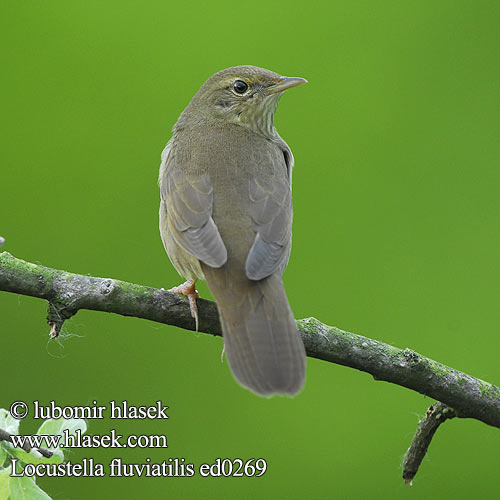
[1,251,499,426]
[1,250,500,479]
[0,427,53,459]
[402,402,456,485]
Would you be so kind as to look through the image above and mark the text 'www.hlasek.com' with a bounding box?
[6,400,268,478]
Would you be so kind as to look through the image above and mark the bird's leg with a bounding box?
[221,344,226,362]
[168,278,199,331]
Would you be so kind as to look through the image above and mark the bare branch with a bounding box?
[1,251,500,431]
[402,402,456,484]
[0,427,54,459]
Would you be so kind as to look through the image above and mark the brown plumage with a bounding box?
[159,66,307,396]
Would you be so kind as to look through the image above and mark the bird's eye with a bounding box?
[233,80,249,94]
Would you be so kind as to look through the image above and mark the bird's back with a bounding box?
[173,123,291,277]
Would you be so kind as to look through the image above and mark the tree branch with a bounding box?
[1,251,499,425]
[0,427,54,459]
[402,402,456,485]
[1,250,500,475]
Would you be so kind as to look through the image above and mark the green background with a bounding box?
[1,1,499,498]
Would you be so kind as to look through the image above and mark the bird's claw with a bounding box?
[168,279,199,331]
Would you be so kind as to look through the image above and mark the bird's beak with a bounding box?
[268,76,308,94]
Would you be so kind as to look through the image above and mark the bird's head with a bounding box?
[176,65,307,138]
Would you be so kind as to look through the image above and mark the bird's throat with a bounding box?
[238,94,280,139]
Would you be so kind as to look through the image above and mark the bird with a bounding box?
[158,65,307,396]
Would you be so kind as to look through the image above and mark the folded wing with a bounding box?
[245,174,292,280]
[160,148,227,268]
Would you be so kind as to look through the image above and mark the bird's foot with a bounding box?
[168,279,199,331]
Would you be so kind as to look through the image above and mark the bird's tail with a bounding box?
[203,267,306,396]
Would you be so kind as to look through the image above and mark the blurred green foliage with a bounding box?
[1,1,499,498]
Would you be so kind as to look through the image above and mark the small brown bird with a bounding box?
[159,65,307,396]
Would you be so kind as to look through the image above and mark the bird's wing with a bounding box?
[245,171,293,281]
[160,145,227,268]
